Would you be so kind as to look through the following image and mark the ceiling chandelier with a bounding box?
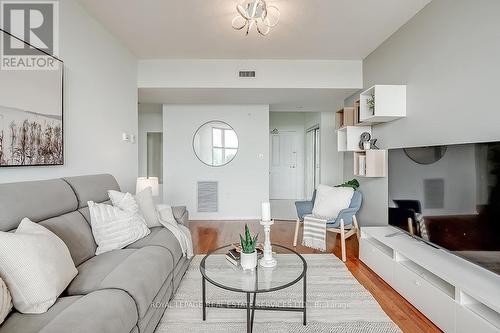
[231,0,280,36]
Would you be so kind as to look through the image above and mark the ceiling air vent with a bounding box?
[239,70,256,78]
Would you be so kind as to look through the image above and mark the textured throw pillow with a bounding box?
[0,218,78,314]
[108,190,141,215]
[88,201,150,255]
[135,187,161,228]
[0,277,12,324]
[312,185,354,220]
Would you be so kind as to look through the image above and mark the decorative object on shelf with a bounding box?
[259,219,277,268]
[404,146,447,165]
[367,93,375,115]
[369,139,380,150]
[335,179,360,190]
[359,132,372,150]
[231,0,280,36]
[239,224,259,270]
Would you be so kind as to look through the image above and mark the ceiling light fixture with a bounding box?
[231,0,280,36]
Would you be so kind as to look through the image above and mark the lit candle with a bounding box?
[261,202,271,222]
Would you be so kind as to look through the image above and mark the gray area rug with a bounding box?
[156,254,402,333]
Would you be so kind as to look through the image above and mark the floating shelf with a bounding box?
[335,107,356,129]
[354,149,387,177]
[359,85,406,124]
[337,126,372,152]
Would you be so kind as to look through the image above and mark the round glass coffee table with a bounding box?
[200,244,307,333]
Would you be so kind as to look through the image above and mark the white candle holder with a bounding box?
[259,219,277,268]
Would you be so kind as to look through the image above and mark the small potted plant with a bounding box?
[239,224,258,270]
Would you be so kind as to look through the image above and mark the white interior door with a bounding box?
[270,132,299,199]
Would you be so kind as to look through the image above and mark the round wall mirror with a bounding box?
[193,121,239,167]
[404,146,447,165]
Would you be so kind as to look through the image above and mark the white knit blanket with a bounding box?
[302,214,328,252]
[157,204,194,259]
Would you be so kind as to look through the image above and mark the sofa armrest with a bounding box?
[172,206,189,227]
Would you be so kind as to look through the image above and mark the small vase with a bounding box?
[240,251,257,270]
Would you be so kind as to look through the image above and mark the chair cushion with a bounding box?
[0,290,137,333]
[67,247,173,319]
[126,227,183,265]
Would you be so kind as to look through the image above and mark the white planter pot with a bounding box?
[240,251,257,270]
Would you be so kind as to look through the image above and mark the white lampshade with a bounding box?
[136,177,159,196]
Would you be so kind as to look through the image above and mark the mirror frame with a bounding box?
[192,120,239,167]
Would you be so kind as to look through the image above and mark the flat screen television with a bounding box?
[388,142,500,275]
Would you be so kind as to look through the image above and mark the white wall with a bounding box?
[0,0,138,192]
[344,0,500,225]
[320,111,344,187]
[163,105,269,220]
[138,59,362,89]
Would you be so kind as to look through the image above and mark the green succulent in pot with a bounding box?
[239,224,258,254]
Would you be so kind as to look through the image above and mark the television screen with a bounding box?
[388,142,500,275]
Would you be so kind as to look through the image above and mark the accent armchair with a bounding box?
[294,190,362,261]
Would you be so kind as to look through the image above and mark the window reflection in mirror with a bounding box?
[193,121,239,167]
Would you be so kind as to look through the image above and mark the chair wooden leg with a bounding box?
[340,218,346,262]
[293,218,300,247]
[353,215,360,243]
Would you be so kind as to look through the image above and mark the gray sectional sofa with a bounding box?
[0,174,191,333]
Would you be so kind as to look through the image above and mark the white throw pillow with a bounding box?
[0,218,78,314]
[0,277,12,324]
[88,201,150,255]
[312,185,355,220]
[135,187,162,228]
[108,190,140,215]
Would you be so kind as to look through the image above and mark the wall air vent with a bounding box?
[239,71,256,78]
[197,181,218,212]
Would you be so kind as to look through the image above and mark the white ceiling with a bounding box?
[79,0,431,60]
[138,88,358,112]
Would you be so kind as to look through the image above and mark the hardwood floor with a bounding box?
[189,219,442,333]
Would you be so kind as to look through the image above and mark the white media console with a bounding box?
[360,226,500,333]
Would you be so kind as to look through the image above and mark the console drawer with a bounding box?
[394,263,455,332]
[456,304,500,333]
[359,239,394,284]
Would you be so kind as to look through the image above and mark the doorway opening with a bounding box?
[269,112,320,220]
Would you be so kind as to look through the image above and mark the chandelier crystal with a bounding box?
[231,0,280,36]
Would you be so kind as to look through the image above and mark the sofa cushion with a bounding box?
[0,179,78,232]
[0,290,137,333]
[63,174,120,209]
[40,211,97,266]
[67,247,173,319]
[127,227,183,265]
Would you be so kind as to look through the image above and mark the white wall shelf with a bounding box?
[353,149,387,177]
[337,126,372,152]
[359,85,406,124]
[360,226,500,333]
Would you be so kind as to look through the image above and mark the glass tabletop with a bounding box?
[200,244,307,293]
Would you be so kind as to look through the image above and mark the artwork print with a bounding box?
[0,30,63,167]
